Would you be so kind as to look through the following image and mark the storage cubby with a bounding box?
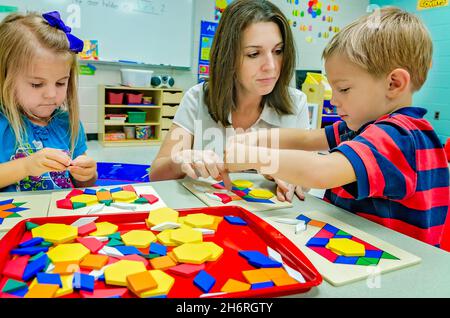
[98,85,183,146]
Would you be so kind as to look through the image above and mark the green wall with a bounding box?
[371,0,450,144]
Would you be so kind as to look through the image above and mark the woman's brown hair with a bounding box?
[205,0,296,126]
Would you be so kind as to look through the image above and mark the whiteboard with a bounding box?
[6,0,194,68]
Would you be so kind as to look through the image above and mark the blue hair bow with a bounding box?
[42,11,84,53]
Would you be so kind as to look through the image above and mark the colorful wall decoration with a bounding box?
[215,0,233,21]
[198,20,218,83]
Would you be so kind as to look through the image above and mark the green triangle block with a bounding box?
[6,213,22,218]
[40,241,53,247]
[336,230,350,236]
[30,251,45,262]
[134,197,149,204]
[12,202,27,207]
[72,202,87,209]
[141,253,160,259]
[98,189,109,192]
[108,232,122,240]
[26,221,39,231]
[44,258,52,271]
[2,279,28,293]
[356,257,380,266]
[381,251,399,260]
[107,238,123,247]
[100,199,113,206]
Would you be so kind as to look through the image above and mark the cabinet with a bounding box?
[160,90,183,142]
[98,85,183,146]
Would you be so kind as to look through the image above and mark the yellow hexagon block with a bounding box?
[104,260,147,286]
[70,194,98,206]
[89,222,118,236]
[138,270,175,298]
[170,228,203,244]
[121,230,157,248]
[111,191,138,203]
[32,223,78,244]
[184,213,215,228]
[156,229,179,247]
[248,189,274,199]
[326,238,365,257]
[232,180,253,188]
[203,242,224,261]
[147,207,179,227]
[172,243,212,264]
[47,243,90,263]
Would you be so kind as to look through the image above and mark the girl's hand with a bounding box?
[69,155,97,182]
[25,148,71,176]
[173,149,232,189]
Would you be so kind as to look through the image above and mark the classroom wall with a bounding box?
[370,0,450,144]
[78,0,369,135]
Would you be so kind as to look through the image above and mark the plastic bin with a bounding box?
[126,93,143,104]
[127,111,146,123]
[120,69,153,87]
[107,92,124,105]
[0,206,322,298]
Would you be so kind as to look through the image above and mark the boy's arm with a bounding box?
[276,128,330,151]
[226,143,355,189]
[236,128,329,151]
[0,158,30,189]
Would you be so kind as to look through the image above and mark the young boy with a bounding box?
[225,7,450,249]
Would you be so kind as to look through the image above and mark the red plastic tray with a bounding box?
[0,206,322,298]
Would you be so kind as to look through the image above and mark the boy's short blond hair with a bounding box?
[323,6,432,91]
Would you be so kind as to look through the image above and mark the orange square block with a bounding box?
[272,275,298,286]
[242,269,271,284]
[53,261,80,274]
[149,255,177,270]
[309,220,326,228]
[127,271,157,294]
[96,191,112,202]
[221,278,251,293]
[25,283,59,298]
[209,216,223,231]
[80,254,109,270]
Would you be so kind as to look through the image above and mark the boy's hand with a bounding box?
[25,148,71,176]
[68,155,97,182]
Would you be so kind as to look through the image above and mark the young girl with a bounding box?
[0,11,97,192]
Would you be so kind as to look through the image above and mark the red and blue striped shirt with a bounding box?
[324,107,449,247]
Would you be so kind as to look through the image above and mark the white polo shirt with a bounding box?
[173,83,309,154]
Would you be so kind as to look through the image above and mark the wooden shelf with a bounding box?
[105,122,160,126]
[98,85,183,146]
[105,105,161,108]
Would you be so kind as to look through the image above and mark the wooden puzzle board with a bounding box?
[263,210,421,286]
[47,185,166,217]
[0,194,51,233]
[182,178,292,212]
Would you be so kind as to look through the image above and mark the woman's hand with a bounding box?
[69,155,97,182]
[274,178,306,202]
[25,148,71,176]
[173,149,232,189]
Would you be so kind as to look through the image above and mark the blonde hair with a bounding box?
[323,6,432,91]
[0,12,80,154]
[205,0,296,126]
